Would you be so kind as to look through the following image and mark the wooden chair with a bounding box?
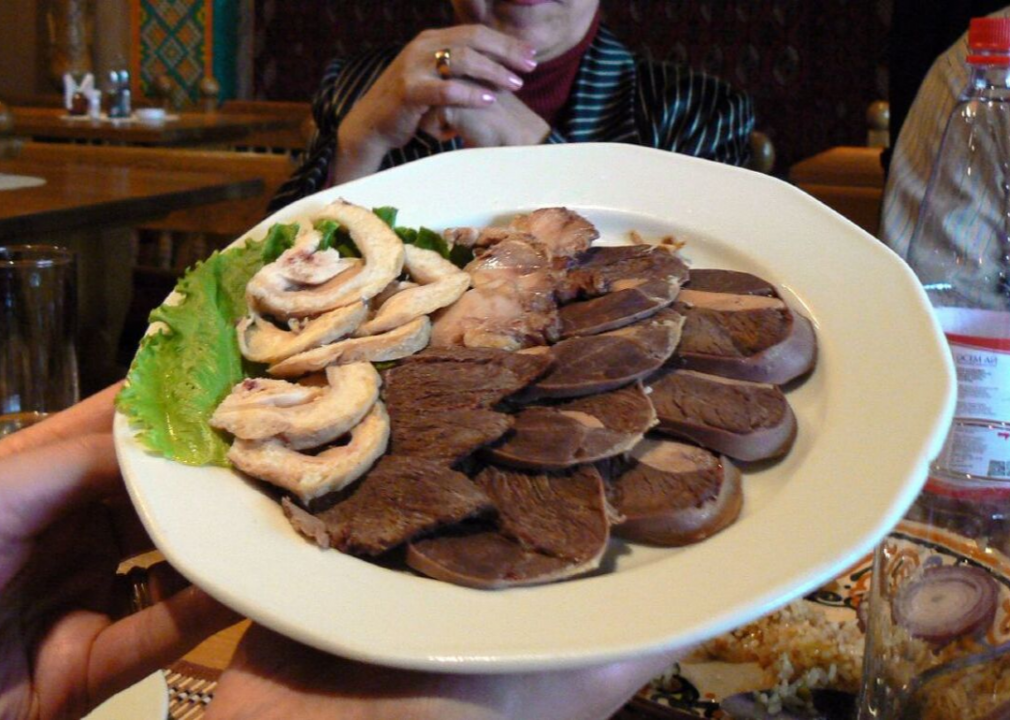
[787,102,889,236]
[219,99,315,154]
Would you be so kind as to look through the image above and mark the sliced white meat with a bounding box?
[355,271,470,337]
[268,316,431,378]
[228,401,390,504]
[403,244,462,284]
[237,302,367,365]
[210,362,381,450]
[247,199,405,319]
[274,225,357,285]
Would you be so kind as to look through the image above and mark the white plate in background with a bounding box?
[114,143,956,673]
[83,672,168,720]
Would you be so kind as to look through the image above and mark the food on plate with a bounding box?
[246,199,405,318]
[674,287,817,385]
[643,599,863,718]
[283,456,494,555]
[647,368,797,461]
[890,564,999,646]
[228,400,389,504]
[267,316,431,378]
[118,198,819,590]
[603,437,742,545]
[433,207,597,350]
[406,465,614,589]
[210,363,380,449]
[486,383,657,470]
[237,301,368,365]
[556,243,690,302]
[519,308,685,400]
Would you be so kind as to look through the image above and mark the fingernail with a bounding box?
[481,92,496,104]
[524,44,538,58]
[508,74,523,89]
[522,57,538,71]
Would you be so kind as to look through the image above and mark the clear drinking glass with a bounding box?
[858,477,1010,719]
[0,245,79,436]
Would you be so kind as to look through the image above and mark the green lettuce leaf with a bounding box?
[260,222,299,264]
[115,234,271,466]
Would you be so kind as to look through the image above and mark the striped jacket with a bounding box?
[269,27,755,211]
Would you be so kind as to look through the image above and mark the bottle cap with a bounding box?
[968,17,1010,64]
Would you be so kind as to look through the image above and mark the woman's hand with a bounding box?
[440,91,551,148]
[334,25,537,184]
[0,386,239,720]
[206,625,680,720]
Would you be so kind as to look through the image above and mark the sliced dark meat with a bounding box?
[524,310,684,399]
[387,408,513,464]
[558,278,677,338]
[647,368,797,461]
[559,244,690,302]
[605,438,743,546]
[487,383,657,470]
[674,289,817,385]
[283,456,493,556]
[406,465,611,588]
[685,268,779,297]
[384,347,553,411]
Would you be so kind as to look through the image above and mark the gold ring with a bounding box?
[434,48,452,79]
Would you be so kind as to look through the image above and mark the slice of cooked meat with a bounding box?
[523,310,683,399]
[283,456,493,556]
[210,363,381,450]
[268,316,431,378]
[247,199,405,319]
[384,346,553,411]
[507,207,598,261]
[674,289,817,385]
[558,278,677,338]
[430,237,560,350]
[647,368,797,461]
[685,268,778,297]
[406,465,612,589]
[559,244,690,302]
[487,383,657,470]
[388,408,513,464]
[605,438,743,546]
[475,464,614,560]
[228,400,390,504]
[355,271,470,337]
[237,302,367,365]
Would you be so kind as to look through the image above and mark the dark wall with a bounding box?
[252,0,892,172]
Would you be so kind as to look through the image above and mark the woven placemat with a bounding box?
[165,662,221,720]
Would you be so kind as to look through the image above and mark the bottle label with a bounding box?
[934,422,1010,479]
[932,308,1010,479]
[934,307,1010,422]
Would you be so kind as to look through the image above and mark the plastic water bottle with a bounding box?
[906,17,1010,487]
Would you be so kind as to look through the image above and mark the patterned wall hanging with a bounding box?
[131,0,214,107]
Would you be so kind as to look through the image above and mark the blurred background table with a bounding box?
[0,152,267,393]
[8,105,305,147]
[0,156,262,240]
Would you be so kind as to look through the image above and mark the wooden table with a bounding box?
[9,106,303,147]
[0,157,262,241]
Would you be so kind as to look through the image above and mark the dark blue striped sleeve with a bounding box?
[637,60,754,167]
[269,49,398,212]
